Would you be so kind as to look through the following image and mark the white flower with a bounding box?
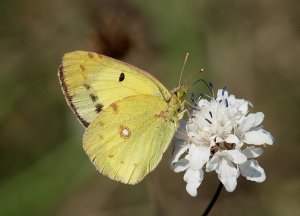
[171,88,274,197]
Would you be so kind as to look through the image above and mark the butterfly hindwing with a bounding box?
[83,94,175,184]
[58,51,171,127]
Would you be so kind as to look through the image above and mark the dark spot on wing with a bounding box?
[90,94,98,102]
[119,72,125,82]
[84,83,91,90]
[58,65,89,127]
[110,103,118,113]
[95,103,104,113]
[80,64,85,71]
[88,52,95,58]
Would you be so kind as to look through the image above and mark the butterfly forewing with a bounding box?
[58,51,171,127]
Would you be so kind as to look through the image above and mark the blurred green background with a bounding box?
[0,0,299,215]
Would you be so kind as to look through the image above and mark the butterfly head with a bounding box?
[166,85,187,122]
[172,85,188,101]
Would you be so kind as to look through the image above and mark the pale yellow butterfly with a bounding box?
[58,51,187,184]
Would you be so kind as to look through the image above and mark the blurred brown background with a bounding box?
[0,0,299,215]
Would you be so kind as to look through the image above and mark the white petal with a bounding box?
[171,142,189,164]
[184,169,204,197]
[238,114,256,132]
[216,158,238,192]
[226,149,247,164]
[184,169,196,182]
[225,134,240,144]
[238,112,264,132]
[239,159,266,182]
[243,146,264,158]
[227,95,236,105]
[216,89,228,100]
[189,145,210,170]
[254,112,264,126]
[173,159,189,172]
[183,169,204,184]
[187,131,198,139]
[243,130,273,145]
[215,136,224,143]
[198,99,210,108]
[174,120,187,140]
[186,181,199,197]
[216,89,222,100]
[206,153,221,172]
[238,101,249,115]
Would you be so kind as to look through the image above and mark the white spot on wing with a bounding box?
[119,125,131,139]
[122,128,129,137]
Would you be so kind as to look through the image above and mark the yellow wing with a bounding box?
[58,51,171,127]
[83,94,176,184]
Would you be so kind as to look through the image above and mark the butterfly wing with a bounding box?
[58,51,171,127]
[83,94,176,184]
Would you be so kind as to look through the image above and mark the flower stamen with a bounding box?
[225,98,229,107]
[216,141,235,150]
[205,118,212,124]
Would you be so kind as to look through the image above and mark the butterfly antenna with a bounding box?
[179,52,190,86]
[192,78,214,96]
[184,68,205,87]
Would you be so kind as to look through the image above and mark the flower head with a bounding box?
[171,88,274,196]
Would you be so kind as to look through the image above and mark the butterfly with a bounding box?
[58,51,187,184]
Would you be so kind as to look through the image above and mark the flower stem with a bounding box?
[202,182,223,216]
